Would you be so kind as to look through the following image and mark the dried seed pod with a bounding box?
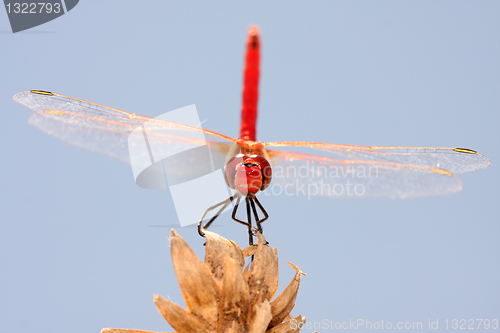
[102,230,312,333]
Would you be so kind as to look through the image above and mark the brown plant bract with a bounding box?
[102,229,312,333]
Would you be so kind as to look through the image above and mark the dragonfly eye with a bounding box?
[224,154,272,193]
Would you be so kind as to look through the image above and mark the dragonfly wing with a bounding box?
[15,90,235,165]
[265,146,478,199]
[322,146,490,175]
[28,112,132,164]
[266,142,490,174]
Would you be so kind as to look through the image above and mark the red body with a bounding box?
[224,26,272,196]
[239,26,260,142]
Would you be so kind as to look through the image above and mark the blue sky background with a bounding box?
[1,2,499,332]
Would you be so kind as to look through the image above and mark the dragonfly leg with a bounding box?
[248,197,263,234]
[249,196,269,245]
[198,195,236,237]
[201,194,266,247]
[231,193,243,222]
[231,196,254,246]
[253,196,269,223]
[245,197,254,246]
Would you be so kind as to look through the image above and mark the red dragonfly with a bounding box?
[13,26,490,245]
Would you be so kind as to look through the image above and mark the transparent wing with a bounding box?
[15,90,235,167]
[265,141,490,199]
[28,112,133,164]
[266,141,490,174]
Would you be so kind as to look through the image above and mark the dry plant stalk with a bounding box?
[102,229,312,333]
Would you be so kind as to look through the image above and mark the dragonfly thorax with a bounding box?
[224,154,272,196]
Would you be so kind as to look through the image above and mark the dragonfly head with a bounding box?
[225,154,272,195]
